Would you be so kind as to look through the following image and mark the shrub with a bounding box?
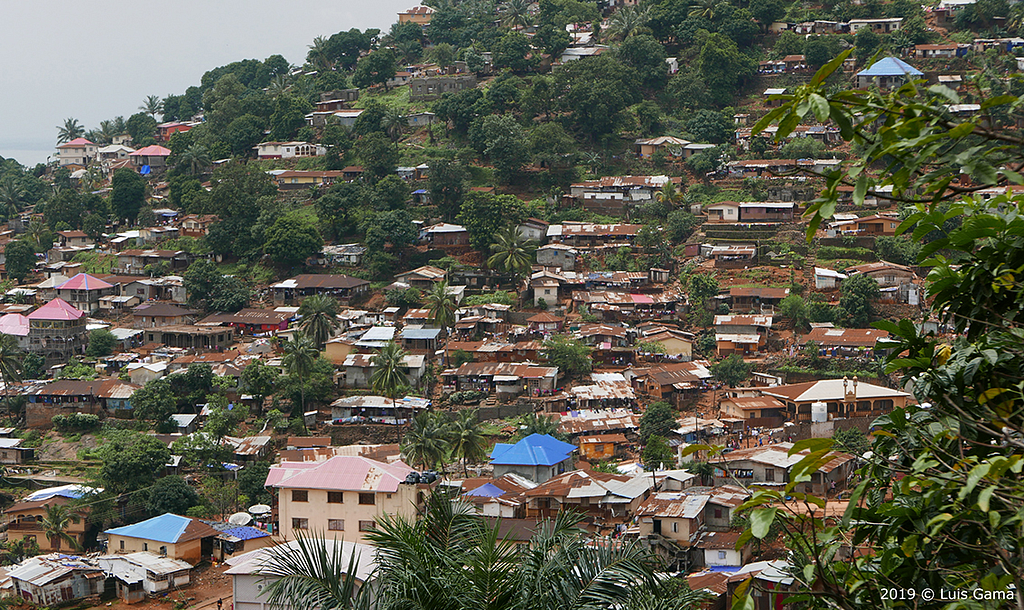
[52,413,101,432]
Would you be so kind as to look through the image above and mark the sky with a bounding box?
[0,0,414,167]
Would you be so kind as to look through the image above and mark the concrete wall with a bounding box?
[108,535,203,565]
[277,486,423,543]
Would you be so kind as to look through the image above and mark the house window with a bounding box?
[718,551,727,560]
[143,543,148,551]
[714,508,722,519]
[328,491,344,503]
[672,522,678,533]
[120,540,125,550]
[358,520,376,532]
[359,493,375,505]
[159,546,167,556]
[594,444,604,453]
[292,518,309,530]
[765,468,775,482]
[328,519,345,531]
[292,490,309,502]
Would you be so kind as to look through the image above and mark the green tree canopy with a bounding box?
[638,401,678,443]
[99,431,172,494]
[541,335,593,376]
[457,192,527,251]
[147,475,201,516]
[710,353,753,387]
[264,211,323,268]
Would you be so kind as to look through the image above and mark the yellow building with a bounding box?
[267,455,435,543]
[578,434,628,460]
[397,5,434,25]
[105,514,220,565]
[4,485,95,552]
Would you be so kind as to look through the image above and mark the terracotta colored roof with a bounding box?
[56,273,114,291]
[688,571,730,596]
[526,312,563,323]
[28,298,84,321]
[761,379,910,403]
[721,396,786,411]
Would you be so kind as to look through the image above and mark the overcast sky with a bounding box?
[0,0,413,167]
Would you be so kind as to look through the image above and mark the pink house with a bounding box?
[54,273,116,313]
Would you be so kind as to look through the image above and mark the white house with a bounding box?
[227,540,376,610]
[254,142,326,159]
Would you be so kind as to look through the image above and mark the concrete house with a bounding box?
[855,56,922,90]
[105,514,220,565]
[4,485,97,552]
[227,539,376,610]
[266,456,432,543]
[254,141,326,159]
[845,260,916,287]
[848,17,902,33]
[536,243,577,270]
[54,273,116,313]
[56,138,97,168]
[129,144,172,168]
[490,434,576,483]
[760,377,912,422]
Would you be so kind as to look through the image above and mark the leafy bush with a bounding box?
[448,390,486,405]
[52,412,101,432]
[816,245,875,261]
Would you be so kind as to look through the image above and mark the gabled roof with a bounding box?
[490,433,575,466]
[58,138,94,148]
[129,145,172,157]
[524,468,652,502]
[801,327,888,347]
[266,455,415,492]
[856,56,923,78]
[105,513,219,544]
[28,298,84,321]
[56,273,114,291]
[761,379,910,403]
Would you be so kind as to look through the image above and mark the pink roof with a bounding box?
[129,145,172,157]
[56,273,114,291]
[58,138,95,148]
[27,298,85,321]
[266,455,415,493]
[631,294,654,304]
[0,314,29,337]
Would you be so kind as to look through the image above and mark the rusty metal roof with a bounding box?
[637,492,710,518]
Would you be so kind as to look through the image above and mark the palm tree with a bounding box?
[501,0,533,30]
[607,5,651,40]
[0,334,23,417]
[282,333,320,417]
[299,294,341,350]
[177,142,212,177]
[56,118,84,144]
[487,225,537,281]
[363,493,694,610]
[448,409,487,476]
[268,74,293,98]
[307,36,334,72]
[424,280,456,330]
[96,119,118,145]
[515,412,560,440]
[0,176,26,217]
[26,221,52,252]
[395,40,422,65]
[380,108,406,147]
[654,181,683,207]
[688,0,718,20]
[401,411,452,471]
[140,95,163,119]
[258,532,366,610]
[371,341,409,440]
[41,504,80,551]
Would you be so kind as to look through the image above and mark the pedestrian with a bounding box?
[218,599,223,610]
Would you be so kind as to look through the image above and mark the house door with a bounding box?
[653,519,662,535]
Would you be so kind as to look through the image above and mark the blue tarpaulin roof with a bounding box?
[464,483,506,498]
[490,433,575,466]
[856,56,923,77]
[223,526,271,541]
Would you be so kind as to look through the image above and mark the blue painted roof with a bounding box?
[856,57,923,77]
[105,513,192,544]
[464,482,506,498]
[489,433,575,466]
[223,526,270,541]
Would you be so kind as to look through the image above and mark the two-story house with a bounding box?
[266,455,433,543]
